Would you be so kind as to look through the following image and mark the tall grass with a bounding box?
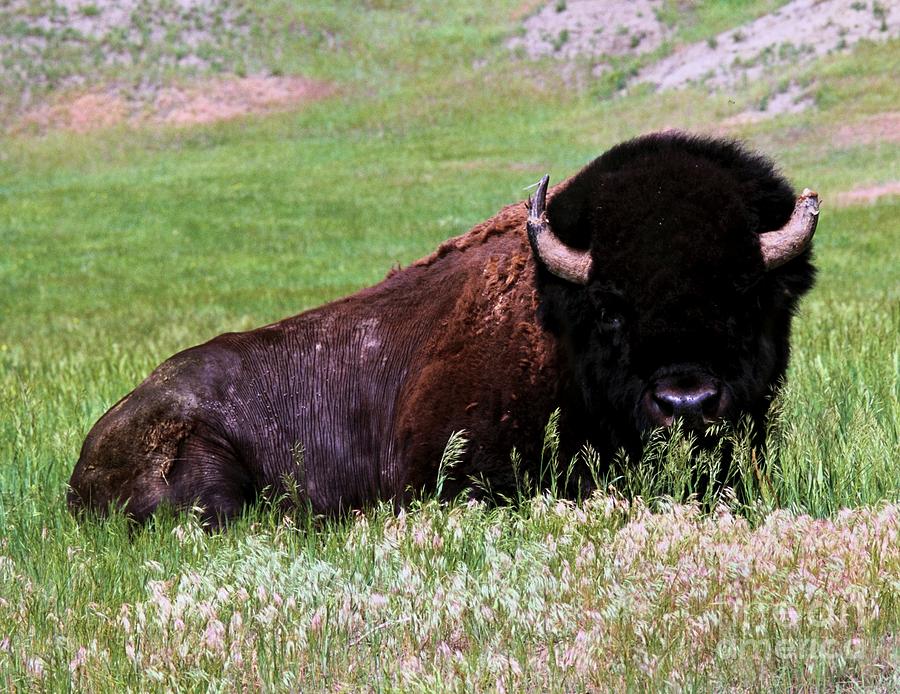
[0,0,898,689]
[3,488,900,689]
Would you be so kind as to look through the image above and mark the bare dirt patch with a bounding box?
[153,76,333,127]
[833,181,900,207]
[511,0,548,23]
[507,0,669,64]
[833,111,900,147]
[18,76,333,133]
[716,83,817,129]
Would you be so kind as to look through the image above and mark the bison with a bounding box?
[68,132,818,525]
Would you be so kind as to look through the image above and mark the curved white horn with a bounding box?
[526,175,593,285]
[760,189,820,270]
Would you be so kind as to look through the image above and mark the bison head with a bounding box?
[528,133,817,456]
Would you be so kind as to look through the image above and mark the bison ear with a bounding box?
[527,175,593,285]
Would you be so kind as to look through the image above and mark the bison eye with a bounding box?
[588,288,627,332]
[597,308,624,331]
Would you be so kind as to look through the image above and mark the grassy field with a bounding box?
[1,0,899,690]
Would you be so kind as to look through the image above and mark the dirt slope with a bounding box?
[637,0,899,91]
[507,0,669,63]
[512,0,899,94]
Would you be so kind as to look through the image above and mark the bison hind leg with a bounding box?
[161,425,258,529]
[68,420,257,530]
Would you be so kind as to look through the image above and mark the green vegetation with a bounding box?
[655,0,794,43]
[0,0,898,689]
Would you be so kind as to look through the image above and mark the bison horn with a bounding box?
[526,174,593,285]
[759,189,820,270]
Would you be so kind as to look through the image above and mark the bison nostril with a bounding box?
[700,389,723,419]
[652,392,675,418]
[645,377,724,429]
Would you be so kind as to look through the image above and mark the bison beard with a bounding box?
[68,132,818,526]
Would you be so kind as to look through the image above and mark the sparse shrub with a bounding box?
[653,3,680,28]
[814,84,839,109]
[778,42,801,60]
[591,61,637,100]
[552,29,569,52]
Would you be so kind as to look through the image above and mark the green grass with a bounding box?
[1,1,899,689]
[655,0,795,43]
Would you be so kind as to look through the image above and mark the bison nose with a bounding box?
[644,377,725,430]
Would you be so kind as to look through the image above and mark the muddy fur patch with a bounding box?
[140,419,194,481]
